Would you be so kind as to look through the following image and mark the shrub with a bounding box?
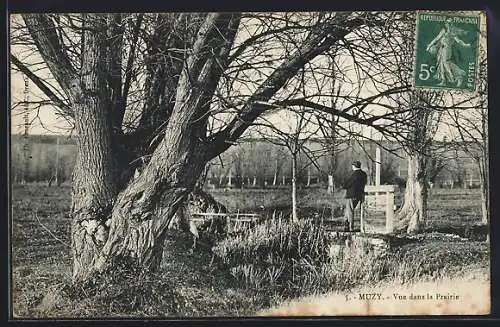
[212,218,332,297]
[212,218,490,302]
[213,218,330,265]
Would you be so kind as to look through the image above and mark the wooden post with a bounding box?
[375,146,381,186]
[328,175,334,194]
[360,201,365,233]
[385,190,394,233]
[55,137,60,186]
[374,147,381,209]
[226,213,231,233]
[227,169,232,187]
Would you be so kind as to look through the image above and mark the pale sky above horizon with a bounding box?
[9,10,488,142]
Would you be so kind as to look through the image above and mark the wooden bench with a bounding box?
[190,212,262,230]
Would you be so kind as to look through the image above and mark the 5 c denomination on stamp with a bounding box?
[413,12,481,92]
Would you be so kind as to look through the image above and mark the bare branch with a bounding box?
[207,13,367,159]
[10,53,72,117]
[21,14,78,100]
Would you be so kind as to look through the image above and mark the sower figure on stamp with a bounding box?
[342,161,368,232]
[425,18,471,87]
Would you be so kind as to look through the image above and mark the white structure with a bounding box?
[375,146,381,186]
[362,185,396,234]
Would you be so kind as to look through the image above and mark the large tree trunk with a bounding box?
[396,154,428,234]
[69,13,241,281]
[395,92,439,234]
[88,124,208,280]
[70,14,119,281]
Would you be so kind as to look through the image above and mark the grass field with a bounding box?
[10,184,490,317]
[209,187,484,232]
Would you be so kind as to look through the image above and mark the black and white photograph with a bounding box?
[9,9,491,318]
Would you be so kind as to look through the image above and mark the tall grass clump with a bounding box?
[211,217,392,299]
[212,217,490,303]
[212,217,333,298]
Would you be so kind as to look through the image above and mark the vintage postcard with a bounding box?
[9,10,490,318]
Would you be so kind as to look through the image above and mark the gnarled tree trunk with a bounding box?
[73,124,209,280]
[395,92,439,234]
[19,12,372,284]
[68,15,119,280]
[69,13,240,281]
[396,154,427,233]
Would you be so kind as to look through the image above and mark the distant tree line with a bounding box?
[11,135,75,184]
[11,134,481,190]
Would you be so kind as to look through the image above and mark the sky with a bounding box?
[9,11,488,141]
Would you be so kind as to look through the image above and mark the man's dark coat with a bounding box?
[343,169,368,200]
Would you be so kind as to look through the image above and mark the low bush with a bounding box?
[212,218,332,298]
[212,218,490,302]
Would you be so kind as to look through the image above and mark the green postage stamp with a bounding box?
[413,12,481,92]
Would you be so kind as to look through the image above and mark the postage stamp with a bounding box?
[413,12,481,92]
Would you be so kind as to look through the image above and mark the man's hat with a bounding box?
[352,161,361,168]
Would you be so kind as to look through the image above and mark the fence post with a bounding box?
[375,146,381,186]
[226,213,231,233]
[227,169,232,187]
[360,201,365,233]
[235,209,240,230]
[385,189,394,233]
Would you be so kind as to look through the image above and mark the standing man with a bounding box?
[342,161,368,232]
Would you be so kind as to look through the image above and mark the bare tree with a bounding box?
[12,11,442,283]
[255,108,320,222]
[445,60,488,225]
[394,92,445,233]
[315,51,343,194]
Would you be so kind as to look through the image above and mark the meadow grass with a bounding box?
[212,217,488,307]
[10,184,489,317]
